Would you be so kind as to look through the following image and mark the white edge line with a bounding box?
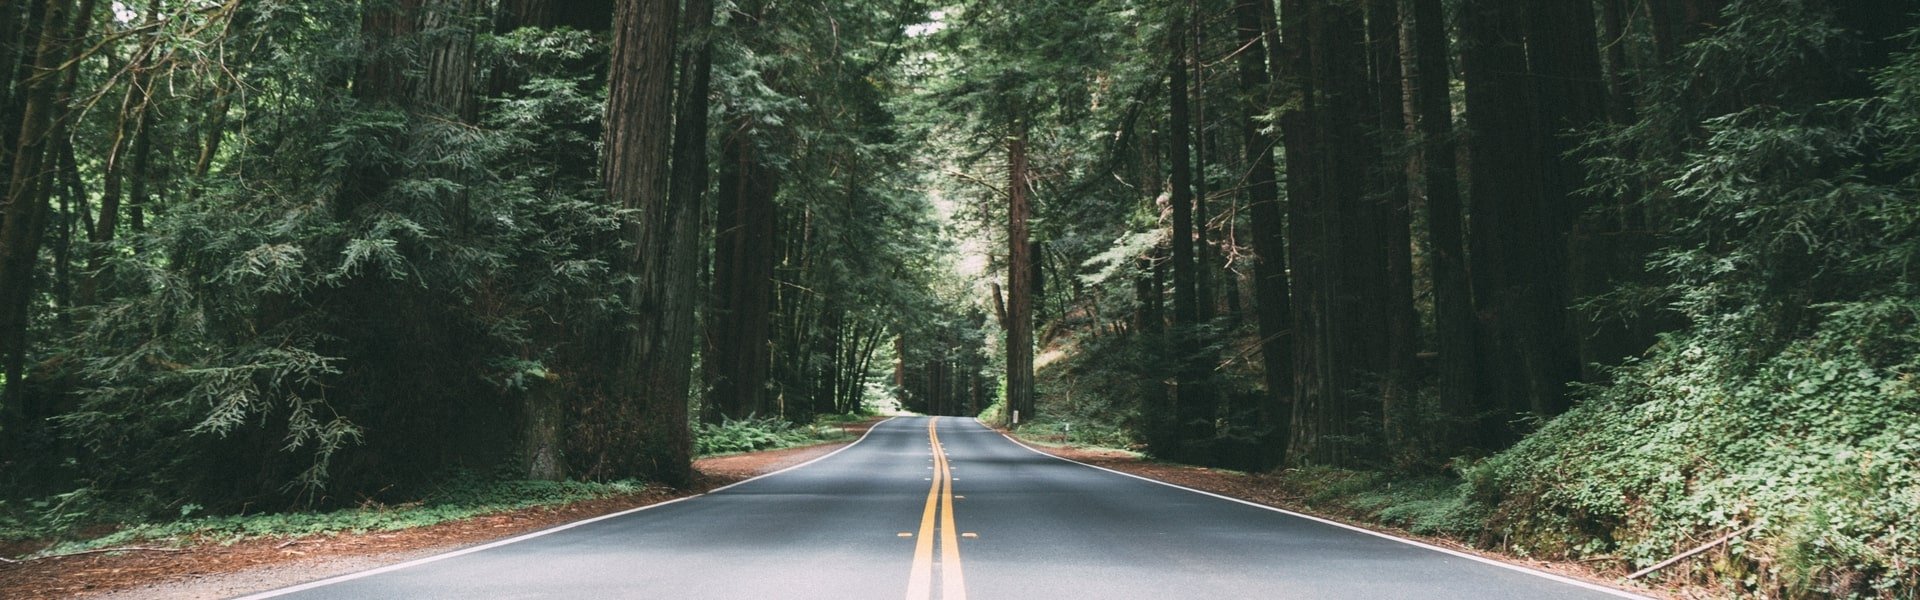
[233,416,900,599]
[989,426,1653,600]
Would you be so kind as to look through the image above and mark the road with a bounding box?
[238,416,1647,600]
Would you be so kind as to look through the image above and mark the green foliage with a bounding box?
[694,415,852,456]
[1029,332,1157,449]
[1472,5,1920,596]
[975,396,1007,427]
[44,7,620,506]
[703,0,982,421]
[1274,467,1485,538]
[2,476,642,558]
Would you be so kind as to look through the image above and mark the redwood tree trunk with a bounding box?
[706,121,778,423]
[700,0,788,428]
[592,0,693,484]
[1285,0,1384,467]
[1411,0,1476,454]
[1462,0,1570,438]
[490,0,613,482]
[1163,1,1214,462]
[1235,0,1292,467]
[1005,120,1035,427]
[1189,2,1215,325]
[1367,0,1418,452]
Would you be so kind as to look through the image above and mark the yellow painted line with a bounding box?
[936,420,968,600]
[905,419,939,599]
[906,418,967,600]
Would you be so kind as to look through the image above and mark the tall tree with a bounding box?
[1189,0,1215,325]
[0,0,78,409]
[1409,0,1475,454]
[490,0,614,482]
[1460,0,1554,432]
[1005,117,1035,426]
[593,0,694,484]
[705,97,778,423]
[706,0,783,425]
[1236,0,1292,466]
[1365,0,1418,451]
[1458,0,1600,427]
[1159,0,1215,461]
[1284,0,1387,467]
[1527,0,1607,386]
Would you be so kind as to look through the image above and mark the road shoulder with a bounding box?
[1002,434,1673,600]
[0,426,873,600]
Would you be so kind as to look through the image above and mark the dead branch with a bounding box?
[28,546,187,561]
[1628,524,1757,580]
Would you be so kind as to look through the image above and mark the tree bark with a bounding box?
[1284,0,1383,467]
[1190,0,1215,324]
[1168,10,1199,331]
[1367,0,1418,454]
[1005,119,1035,427]
[53,140,78,317]
[85,29,154,303]
[1529,0,1627,400]
[1462,0,1581,437]
[703,0,784,427]
[0,0,75,411]
[591,0,693,484]
[1410,0,1475,455]
[1461,0,1534,436]
[1163,1,1214,462]
[706,117,778,423]
[1235,0,1292,468]
[488,0,613,482]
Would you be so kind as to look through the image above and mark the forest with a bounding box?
[1,0,1917,597]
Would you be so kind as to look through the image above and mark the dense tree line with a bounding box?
[925,0,1919,593]
[5,0,1919,594]
[0,0,981,510]
[932,0,1913,462]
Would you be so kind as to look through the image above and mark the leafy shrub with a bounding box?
[694,415,849,456]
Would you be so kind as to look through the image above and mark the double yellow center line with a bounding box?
[906,418,966,600]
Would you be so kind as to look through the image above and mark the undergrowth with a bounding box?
[2,477,643,559]
[693,415,854,456]
[1466,322,1920,598]
[1275,467,1486,539]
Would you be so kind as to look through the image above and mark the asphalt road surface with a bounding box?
[238,416,1648,600]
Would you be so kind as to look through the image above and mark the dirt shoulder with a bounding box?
[0,418,880,600]
[1005,436,1676,600]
